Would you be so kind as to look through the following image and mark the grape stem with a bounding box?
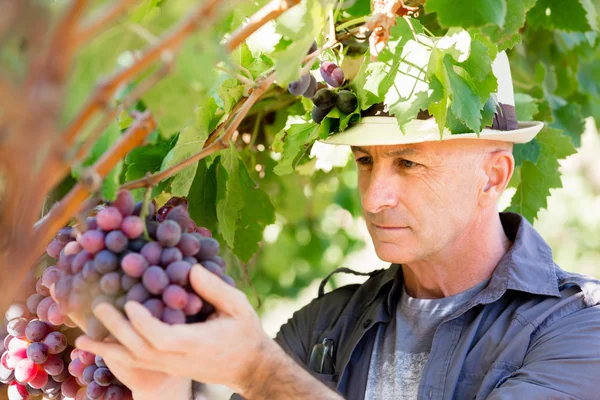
[335,16,370,32]
[140,185,153,241]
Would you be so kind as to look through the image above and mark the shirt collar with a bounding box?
[376,212,561,314]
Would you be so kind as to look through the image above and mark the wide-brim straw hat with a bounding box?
[321,45,544,146]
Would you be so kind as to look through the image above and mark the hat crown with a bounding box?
[492,51,515,107]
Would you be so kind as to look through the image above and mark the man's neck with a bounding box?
[402,212,512,299]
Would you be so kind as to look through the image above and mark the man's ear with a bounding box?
[479,149,514,208]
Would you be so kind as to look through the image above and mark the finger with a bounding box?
[50,283,88,332]
[92,303,154,357]
[189,265,250,317]
[124,302,188,353]
[74,336,143,369]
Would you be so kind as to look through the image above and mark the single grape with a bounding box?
[183,256,197,265]
[53,276,72,303]
[27,342,49,364]
[71,250,93,274]
[163,206,193,231]
[8,337,28,352]
[1,351,10,369]
[105,230,129,253]
[100,272,121,296]
[97,207,124,231]
[8,382,29,399]
[82,260,100,282]
[3,335,13,350]
[121,253,148,278]
[93,367,113,386]
[121,216,144,239]
[63,241,82,256]
[177,233,201,257]
[28,368,48,389]
[15,358,37,383]
[62,375,81,397]
[78,351,96,366]
[42,377,61,395]
[128,237,148,252]
[0,363,14,384]
[156,220,182,247]
[36,297,55,323]
[201,260,222,276]
[7,318,28,339]
[120,275,139,291]
[70,349,80,362]
[142,266,169,295]
[195,227,212,237]
[6,348,27,369]
[80,230,105,254]
[211,255,226,270]
[336,90,358,113]
[87,381,107,399]
[52,364,70,382]
[95,355,106,368]
[56,227,74,245]
[320,61,344,87]
[25,320,49,343]
[111,190,135,217]
[105,385,124,400]
[312,105,333,124]
[166,261,191,286]
[288,74,311,96]
[47,303,66,327]
[161,307,186,325]
[82,364,98,385]
[162,285,188,310]
[141,241,162,265]
[46,239,64,259]
[143,299,165,319]
[86,217,99,231]
[161,247,183,266]
[313,88,338,110]
[87,316,109,341]
[302,74,318,99]
[5,303,30,322]
[36,277,51,297]
[68,358,85,378]
[42,354,64,376]
[197,237,220,260]
[94,250,118,274]
[42,266,62,289]
[132,200,156,218]
[183,293,203,316]
[126,283,150,304]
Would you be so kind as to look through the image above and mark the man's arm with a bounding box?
[488,305,600,399]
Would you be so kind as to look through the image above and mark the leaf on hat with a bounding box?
[425,0,507,29]
[514,93,540,121]
[526,0,598,32]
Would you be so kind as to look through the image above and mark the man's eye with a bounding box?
[356,156,372,165]
[400,159,417,168]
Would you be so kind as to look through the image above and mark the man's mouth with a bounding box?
[372,223,409,230]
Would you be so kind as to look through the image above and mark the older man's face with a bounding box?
[352,140,501,264]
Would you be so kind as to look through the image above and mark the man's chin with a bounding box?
[373,242,419,265]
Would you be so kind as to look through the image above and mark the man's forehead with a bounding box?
[350,144,421,157]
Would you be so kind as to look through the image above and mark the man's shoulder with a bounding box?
[555,264,600,307]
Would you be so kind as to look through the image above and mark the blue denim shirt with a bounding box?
[275,213,600,399]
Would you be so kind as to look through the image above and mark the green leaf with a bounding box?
[550,103,585,147]
[443,55,482,133]
[187,158,219,233]
[273,123,319,175]
[578,58,600,97]
[124,134,174,200]
[507,127,576,222]
[160,98,221,196]
[480,0,537,50]
[425,0,507,28]
[215,147,275,261]
[526,0,597,32]
[513,139,542,166]
[514,93,539,121]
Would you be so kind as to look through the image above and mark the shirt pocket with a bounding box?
[311,372,339,391]
[455,362,519,400]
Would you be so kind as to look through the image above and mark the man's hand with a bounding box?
[74,265,277,395]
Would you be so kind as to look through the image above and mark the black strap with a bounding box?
[318,267,380,298]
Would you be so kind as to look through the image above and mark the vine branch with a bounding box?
[73,0,140,48]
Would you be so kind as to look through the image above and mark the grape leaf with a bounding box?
[526,0,598,32]
[273,122,319,176]
[514,93,540,121]
[188,158,219,234]
[480,0,537,50]
[507,127,576,222]
[443,55,482,133]
[425,0,507,29]
[513,139,542,166]
[215,147,275,261]
[578,58,600,97]
[550,103,585,147]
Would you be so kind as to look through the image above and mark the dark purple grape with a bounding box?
[165,205,195,232]
[162,285,188,310]
[320,61,344,87]
[96,207,123,231]
[62,375,81,397]
[56,227,74,245]
[94,250,118,274]
[133,200,156,217]
[288,74,311,96]
[201,260,222,276]
[120,275,139,291]
[27,342,49,364]
[211,255,226,270]
[71,250,93,274]
[161,307,186,325]
[105,384,124,400]
[87,381,107,399]
[177,233,201,257]
[142,266,169,295]
[313,88,338,110]
[25,320,49,342]
[166,261,191,286]
[42,377,61,394]
[336,89,358,113]
[183,293,203,316]
[82,260,100,282]
[121,253,148,278]
[7,318,28,339]
[128,237,148,252]
[126,283,150,303]
[147,220,159,239]
[86,316,109,341]
[95,355,106,368]
[42,354,65,376]
[105,230,129,253]
[100,272,121,296]
[93,367,113,386]
[197,237,220,260]
[302,74,318,98]
[161,247,183,266]
[80,230,105,254]
[54,276,72,303]
[312,104,333,123]
[42,266,62,288]
[183,256,197,265]
[222,275,236,287]
[156,220,182,247]
[141,241,162,265]
[5,303,29,322]
[121,216,144,239]
[143,299,165,319]
[111,190,135,217]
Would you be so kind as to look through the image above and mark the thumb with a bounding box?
[189,264,248,317]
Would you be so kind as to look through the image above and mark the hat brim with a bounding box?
[319,117,544,146]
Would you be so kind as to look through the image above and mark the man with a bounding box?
[75,53,600,399]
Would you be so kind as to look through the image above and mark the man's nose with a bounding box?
[361,168,400,214]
